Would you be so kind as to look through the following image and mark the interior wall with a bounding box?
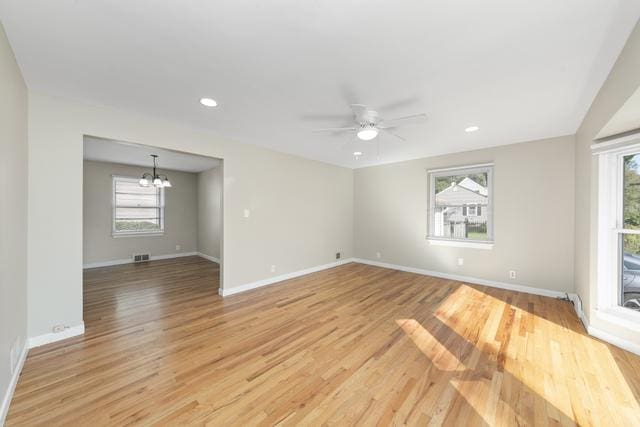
[575,19,640,343]
[27,91,354,338]
[83,160,198,266]
[0,21,28,421]
[197,165,222,260]
[354,135,575,293]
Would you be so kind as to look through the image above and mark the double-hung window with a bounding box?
[112,176,164,236]
[596,137,640,319]
[428,164,493,248]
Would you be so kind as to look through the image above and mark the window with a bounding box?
[112,176,164,236]
[428,164,493,246]
[596,139,640,319]
[466,204,478,217]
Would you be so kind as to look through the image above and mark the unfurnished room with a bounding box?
[1,1,640,426]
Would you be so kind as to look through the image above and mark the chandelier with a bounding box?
[139,154,171,188]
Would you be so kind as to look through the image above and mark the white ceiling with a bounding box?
[2,1,640,168]
[83,136,221,173]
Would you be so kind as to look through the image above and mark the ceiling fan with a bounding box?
[312,104,427,142]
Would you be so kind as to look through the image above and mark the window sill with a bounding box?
[427,238,494,250]
[112,232,165,238]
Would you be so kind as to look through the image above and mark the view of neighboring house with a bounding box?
[434,177,488,240]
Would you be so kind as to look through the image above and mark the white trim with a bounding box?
[568,293,588,329]
[594,142,640,326]
[569,295,640,356]
[427,162,494,174]
[352,258,567,298]
[219,258,354,296]
[83,252,198,269]
[112,231,165,238]
[197,252,220,263]
[427,239,494,249]
[0,342,28,426]
[586,324,640,356]
[591,133,640,154]
[28,323,85,349]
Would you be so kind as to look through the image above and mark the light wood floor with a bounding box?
[6,257,640,426]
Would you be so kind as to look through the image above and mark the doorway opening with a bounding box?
[81,136,223,333]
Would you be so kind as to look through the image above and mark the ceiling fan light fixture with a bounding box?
[357,127,379,141]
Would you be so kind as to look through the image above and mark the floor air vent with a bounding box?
[133,253,150,262]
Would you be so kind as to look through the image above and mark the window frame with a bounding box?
[596,138,640,323]
[112,175,165,238]
[427,163,494,249]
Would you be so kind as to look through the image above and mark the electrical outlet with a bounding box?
[243,209,250,218]
[336,252,341,260]
[52,325,66,333]
[509,270,517,279]
[458,258,464,266]
[175,244,181,251]
[376,252,381,259]
[270,265,276,273]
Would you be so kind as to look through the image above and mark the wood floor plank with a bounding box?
[5,257,640,425]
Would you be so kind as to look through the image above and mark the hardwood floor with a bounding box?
[6,257,640,425]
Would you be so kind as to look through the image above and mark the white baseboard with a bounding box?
[586,324,640,356]
[567,296,640,356]
[83,252,198,269]
[0,342,28,425]
[220,258,354,296]
[197,252,220,263]
[28,322,85,349]
[353,258,568,299]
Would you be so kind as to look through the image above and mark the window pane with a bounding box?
[621,234,640,312]
[115,180,158,195]
[115,192,160,207]
[115,207,159,219]
[623,154,640,230]
[115,218,161,232]
[432,171,489,241]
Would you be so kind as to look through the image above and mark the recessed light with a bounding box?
[465,125,479,133]
[200,98,218,107]
[353,151,363,156]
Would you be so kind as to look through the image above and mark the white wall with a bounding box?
[575,20,640,344]
[354,135,575,293]
[197,165,222,260]
[27,91,354,337]
[0,21,28,422]
[83,160,198,266]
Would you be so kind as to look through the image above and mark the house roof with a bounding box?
[436,180,488,205]
[458,177,488,196]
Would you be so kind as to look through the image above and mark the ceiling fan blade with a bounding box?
[381,129,407,142]
[350,104,369,122]
[381,112,427,124]
[312,127,357,132]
